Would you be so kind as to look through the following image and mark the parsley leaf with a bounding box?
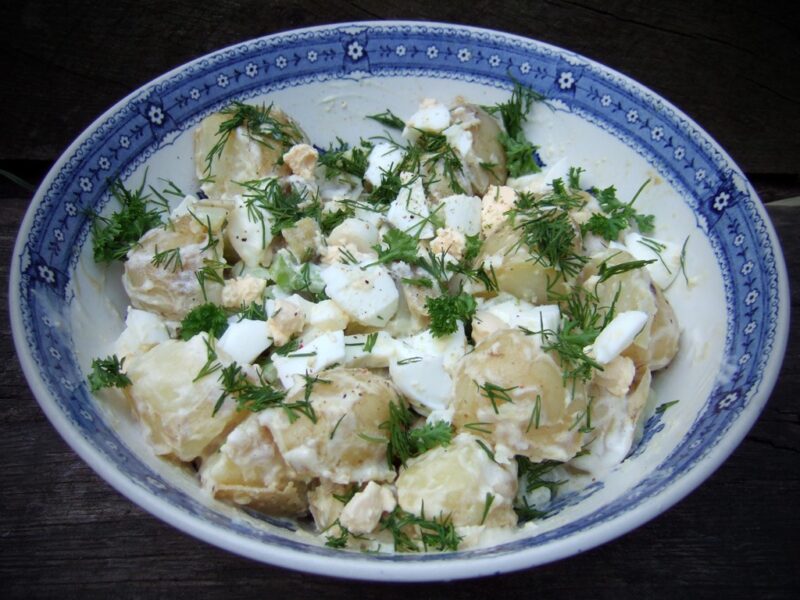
[425,292,477,337]
[180,303,229,340]
[500,130,541,178]
[370,229,419,266]
[581,181,655,241]
[483,81,545,178]
[88,355,132,392]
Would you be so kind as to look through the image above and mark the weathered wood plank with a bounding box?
[0,1,798,173]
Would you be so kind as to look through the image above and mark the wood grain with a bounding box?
[1,0,798,174]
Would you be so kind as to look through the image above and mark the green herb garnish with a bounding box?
[425,292,477,337]
[180,303,229,341]
[581,180,655,241]
[90,177,164,263]
[205,102,302,174]
[367,109,406,130]
[88,355,132,392]
[380,507,461,552]
[483,81,545,177]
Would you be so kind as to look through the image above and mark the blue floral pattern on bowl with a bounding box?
[11,22,787,572]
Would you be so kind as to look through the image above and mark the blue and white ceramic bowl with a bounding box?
[10,22,789,580]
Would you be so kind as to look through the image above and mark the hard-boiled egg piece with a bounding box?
[321,263,399,327]
[272,330,346,389]
[217,318,272,365]
[589,310,649,365]
[364,142,405,188]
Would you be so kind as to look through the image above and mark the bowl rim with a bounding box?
[9,19,791,581]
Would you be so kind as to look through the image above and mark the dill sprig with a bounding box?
[475,380,518,414]
[363,332,379,353]
[150,246,182,272]
[596,256,656,284]
[90,177,165,263]
[87,355,132,392]
[380,507,461,552]
[516,456,567,496]
[213,362,289,416]
[236,301,267,322]
[656,399,680,414]
[318,138,372,179]
[540,317,604,382]
[480,493,496,525]
[272,337,301,357]
[195,258,227,302]
[324,522,351,549]
[513,496,549,523]
[194,335,223,382]
[523,284,620,383]
[413,130,465,194]
[238,177,320,236]
[509,200,587,279]
[367,109,406,130]
[204,101,302,175]
[332,484,359,505]
[374,400,453,467]
[408,421,453,455]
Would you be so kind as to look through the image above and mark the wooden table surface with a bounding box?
[1,1,798,597]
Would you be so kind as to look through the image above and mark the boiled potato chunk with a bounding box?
[123,214,222,320]
[307,479,353,530]
[570,366,652,476]
[645,285,680,370]
[194,104,305,203]
[396,433,517,527]
[580,249,678,371]
[452,329,587,462]
[451,102,507,194]
[126,334,241,461]
[476,225,569,303]
[200,415,307,516]
[425,103,507,200]
[258,368,399,484]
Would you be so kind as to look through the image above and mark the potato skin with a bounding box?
[125,334,242,461]
[123,214,222,320]
[396,433,518,527]
[580,249,679,371]
[259,368,400,485]
[451,329,588,463]
[194,105,305,203]
[453,103,508,195]
[200,415,308,516]
[476,225,568,303]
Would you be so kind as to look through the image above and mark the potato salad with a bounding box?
[88,84,683,552]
